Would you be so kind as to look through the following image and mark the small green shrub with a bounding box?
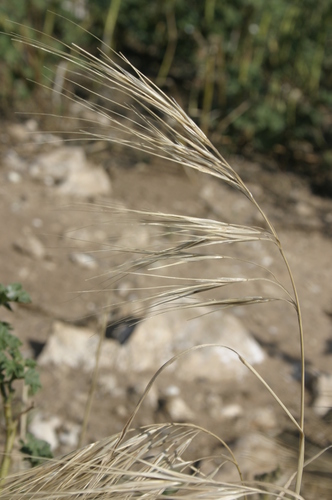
[2,1,331,189]
[20,432,53,468]
[0,283,52,480]
[0,1,90,112]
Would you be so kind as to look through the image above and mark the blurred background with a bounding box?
[0,0,331,194]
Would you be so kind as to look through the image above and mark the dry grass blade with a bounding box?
[48,207,293,379]
[65,204,295,319]
[0,423,239,498]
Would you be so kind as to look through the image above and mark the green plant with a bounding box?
[19,432,53,468]
[0,1,91,112]
[2,22,317,498]
[2,1,331,190]
[100,0,332,186]
[103,0,123,51]
[0,283,51,480]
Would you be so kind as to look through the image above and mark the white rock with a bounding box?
[217,432,282,483]
[38,308,264,385]
[295,201,314,217]
[7,171,22,183]
[131,381,159,410]
[28,414,61,451]
[25,119,38,132]
[4,150,27,171]
[104,306,265,382]
[312,372,332,417]
[249,406,278,431]
[205,393,224,419]
[8,123,33,142]
[116,281,135,299]
[174,309,265,382]
[13,228,46,259]
[70,252,98,269]
[34,133,63,146]
[29,146,111,197]
[30,147,75,182]
[166,396,194,421]
[164,385,180,397]
[38,321,98,370]
[58,161,111,197]
[69,102,110,124]
[105,313,173,374]
[220,404,243,419]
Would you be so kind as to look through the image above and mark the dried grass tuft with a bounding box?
[1,423,304,499]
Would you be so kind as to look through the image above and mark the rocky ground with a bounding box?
[1,117,332,498]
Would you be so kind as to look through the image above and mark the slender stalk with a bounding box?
[201,44,215,134]
[78,310,109,448]
[19,382,29,440]
[205,0,216,26]
[156,0,177,86]
[243,183,305,494]
[0,396,18,481]
[103,0,122,51]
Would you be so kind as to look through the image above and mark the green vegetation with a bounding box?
[20,432,53,468]
[0,1,90,107]
[1,0,331,191]
[0,283,52,480]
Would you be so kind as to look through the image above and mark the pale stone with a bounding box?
[29,146,111,197]
[58,162,111,197]
[28,414,61,451]
[38,307,265,386]
[105,306,265,382]
[220,404,243,419]
[13,228,46,259]
[38,321,98,370]
[166,396,195,421]
[70,252,98,269]
[312,372,332,417]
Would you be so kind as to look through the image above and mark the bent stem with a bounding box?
[79,308,109,448]
[249,193,305,495]
[111,342,305,500]
[204,165,305,493]
[111,344,246,486]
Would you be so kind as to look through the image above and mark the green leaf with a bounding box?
[0,321,13,335]
[0,324,22,351]
[24,367,41,395]
[0,322,41,394]
[0,283,31,309]
[4,358,24,380]
[20,433,53,467]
